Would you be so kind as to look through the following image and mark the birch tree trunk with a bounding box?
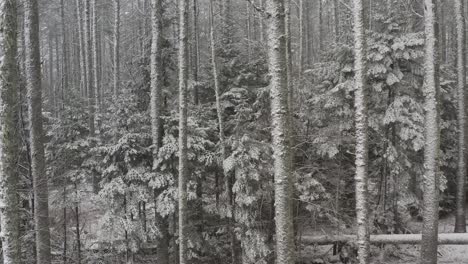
[24,0,52,262]
[178,0,189,263]
[150,0,170,263]
[454,0,466,234]
[113,0,120,97]
[0,0,21,262]
[420,0,441,263]
[352,0,370,263]
[265,0,294,263]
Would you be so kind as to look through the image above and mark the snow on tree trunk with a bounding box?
[352,0,370,263]
[178,0,189,263]
[265,0,295,263]
[113,0,120,98]
[420,0,441,263]
[24,0,52,262]
[454,0,466,234]
[0,0,21,262]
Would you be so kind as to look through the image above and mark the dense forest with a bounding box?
[1,0,468,263]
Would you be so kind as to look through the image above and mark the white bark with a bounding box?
[420,1,440,263]
[352,0,370,263]
[178,0,189,263]
[265,0,295,263]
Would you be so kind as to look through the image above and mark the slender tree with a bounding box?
[298,0,304,76]
[113,0,120,97]
[454,0,466,234]
[150,0,170,263]
[420,0,440,263]
[192,0,199,104]
[352,0,370,263]
[178,0,189,263]
[265,0,294,263]
[208,0,236,262]
[24,0,52,263]
[0,0,21,262]
[60,0,69,98]
[76,0,87,98]
[92,0,98,132]
[84,0,95,135]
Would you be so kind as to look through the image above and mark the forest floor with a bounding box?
[301,211,468,263]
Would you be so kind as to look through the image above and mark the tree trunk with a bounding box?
[24,0,52,262]
[178,0,189,263]
[420,0,440,263]
[299,0,304,77]
[84,0,95,136]
[150,0,170,263]
[74,183,81,264]
[76,0,87,98]
[192,0,199,104]
[352,0,370,263]
[209,1,237,262]
[454,0,466,234]
[60,0,69,100]
[334,0,339,44]
[92,0,99,136]
[0,0,22,262]
[48,30,56,115]
[265,0,295,263]
[113,0,120,97]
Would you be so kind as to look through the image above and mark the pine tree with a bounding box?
[24,0,52,262]
[0,0,21,262]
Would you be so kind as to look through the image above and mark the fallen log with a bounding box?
[302,233,468,245]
